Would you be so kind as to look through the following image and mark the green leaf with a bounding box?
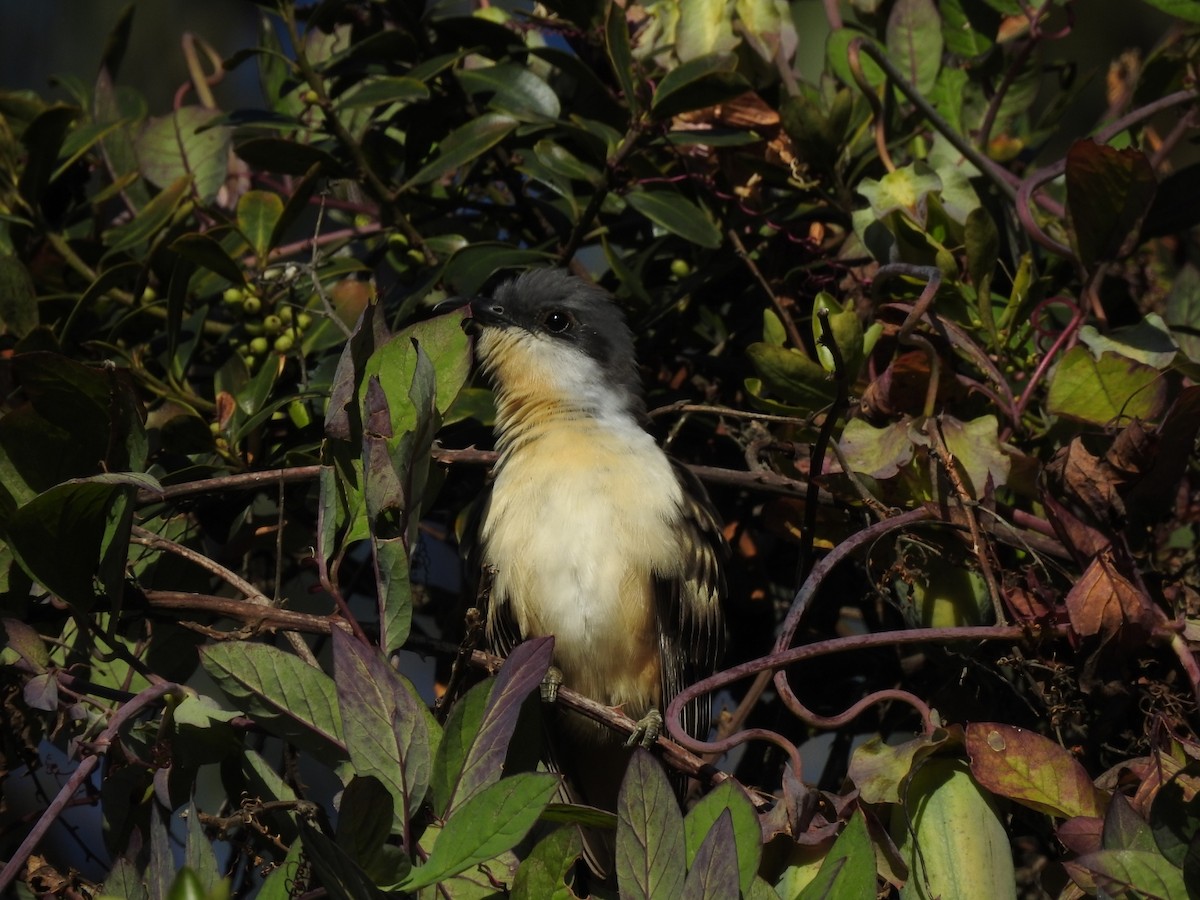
[299,821,389,900]
[940,0,997,58]
[1070,849,1190,899]
[857,163,943,223]
[1065,141,1158,267]
[17,104,80,210]
[893,758,1015,900]
[512,827,583,900]
[939,414,1010,495]
[651,54,750,119]
[1046,347,1168,426]
[0,254,38,337]
[887,0,944,96]
[1150,765,1200,867]
[605,2,640,115]
[184,801,224,895]
[402,113,517,189]
[1137,0,1200,22]
[966,722,1104,819]
[1078,313,1180,370]
[616,750,687,900]
[338,75,430,109]
[257,841,304,900]
[400,772,560,889]
[676,0,740,61]
[746,343,836,408]
[826,30,886,90]
[169,232,245,285]
[7,482,123,610]
[797,810,876,900]
[1166,264,1200,363]
[684,780,762,895]
[458,63,562,119]
[199,642,345,760]
[237,190,285,262]
[102,174,192,252]
[848,731,950,804]
[627,189,722,248]
[135,106,231,203]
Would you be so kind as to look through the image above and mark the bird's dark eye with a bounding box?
[542,309,572,334]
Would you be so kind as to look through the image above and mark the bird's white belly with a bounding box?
[481,424,682,712]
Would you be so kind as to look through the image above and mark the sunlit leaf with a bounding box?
[237,190,285,262]
[1047,347,1168,425]
[616,750,687,900]
[135,106,230,203]
[627,189,723,248]
[966,723,1104,819]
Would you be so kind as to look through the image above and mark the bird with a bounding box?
[460,268,726,873]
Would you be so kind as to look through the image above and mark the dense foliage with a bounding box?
[2,0,1200,896]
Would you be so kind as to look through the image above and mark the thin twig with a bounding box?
[0,682,184,893]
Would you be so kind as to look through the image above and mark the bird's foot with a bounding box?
[540,665,564,703]
[625,708,664,749]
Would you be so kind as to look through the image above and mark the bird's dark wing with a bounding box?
[656,460,727,745]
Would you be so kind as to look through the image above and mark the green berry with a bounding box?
[223,287,245,306]
[274,333,295,353]
[279,306,294,323]
[250,336,269,355]
[264,314,283,335]
[243,296,263,316]
[296,312,313,331]
[670,259,691,278]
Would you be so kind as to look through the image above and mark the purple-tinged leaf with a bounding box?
[445,636,553,815]
[616,749,687,900]
[1066,140,1157,267]
[23,672,57,711]
[681,809,738,900]
[684,779,762,894]
[332,628,434,828]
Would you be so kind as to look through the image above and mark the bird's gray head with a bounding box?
[463,269,643,421]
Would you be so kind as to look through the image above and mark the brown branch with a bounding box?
[144,590,344,636]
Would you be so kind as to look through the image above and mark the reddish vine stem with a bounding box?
[667,622,1072,761]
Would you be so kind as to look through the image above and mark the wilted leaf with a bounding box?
[1064,550,1160,641]
[966,722,1104,819]
[1047,347,1168,425]
[838,418,916,480]
[675,0,740,61]
[1065,140,1158,266]
[939,414,1010,495]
